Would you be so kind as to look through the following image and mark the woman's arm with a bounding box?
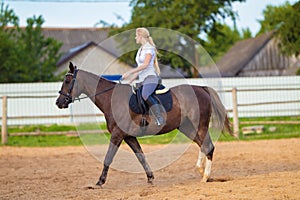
[128,72,139,84]
[122,53,152,80]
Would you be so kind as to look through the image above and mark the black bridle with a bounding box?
[58,69,79,105]
[58,69,119,105]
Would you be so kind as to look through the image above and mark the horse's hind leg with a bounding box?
[198,132,214,182]
[124,136,154,183]
[178,117,214,182]
[196,150,206,176]
[178,118,214,182]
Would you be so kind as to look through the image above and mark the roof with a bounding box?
[56,39,124,66]
[42,27,109,54]
[216,31,275,77]
[56,41,96,66]
[43,27,125,66]
[159,64,188,78]
[43,27,190,78]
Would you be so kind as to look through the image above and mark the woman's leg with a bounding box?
[141,76,159,101]
[142,76,165,126]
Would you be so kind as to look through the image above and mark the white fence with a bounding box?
[0,76,300,126]
[173,76,300,117]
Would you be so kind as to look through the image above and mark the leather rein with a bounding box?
[58,69,117,104]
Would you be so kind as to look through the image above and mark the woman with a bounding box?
[122,27,165,126]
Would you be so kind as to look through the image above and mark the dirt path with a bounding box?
[1,138,300,200]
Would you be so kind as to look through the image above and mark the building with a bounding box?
[43,27,184,78]
[201,31,300,77]
[43,28,132,76]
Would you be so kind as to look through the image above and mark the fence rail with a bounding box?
[230,87,300,136]
[1,85,299,144]
[9,129,107,137]
[3,113,103,120]
[238,99,300,107]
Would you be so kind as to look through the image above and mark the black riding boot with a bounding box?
[146,95,165,127]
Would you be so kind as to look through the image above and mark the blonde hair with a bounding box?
[136,27,160,75]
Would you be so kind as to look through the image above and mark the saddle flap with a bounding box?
[129,85,173,115]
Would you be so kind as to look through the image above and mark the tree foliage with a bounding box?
[110,0,245,77]
[0,3,20,83]
[258,2,300,57]
[0,3,62,83]
[205,23,252,62]
[128,0,244,38]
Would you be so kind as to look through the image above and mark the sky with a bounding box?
[4,0,298,35]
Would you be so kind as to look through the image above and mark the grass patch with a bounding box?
[7,124,77,133]
[5,135,82,147]
[238,116,300,140]
[137,130,190,145]
[0,116,299,147]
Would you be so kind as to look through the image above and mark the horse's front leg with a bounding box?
[96,133,123,186]
[124,136,154,183]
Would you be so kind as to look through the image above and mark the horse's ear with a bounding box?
[69,62,74,73]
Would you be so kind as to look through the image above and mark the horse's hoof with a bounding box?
[201,175,209,183]
[147,176,154,184]
[96,180,104,187]
[83,184,102,190]
[93,184,103,189]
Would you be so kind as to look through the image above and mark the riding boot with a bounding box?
[146,95,165,127]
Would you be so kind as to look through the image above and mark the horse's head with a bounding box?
[56,62,80,109]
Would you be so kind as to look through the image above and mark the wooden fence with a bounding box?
[1,87,300,144]
[0,95,105,144]
[229,87,300,136]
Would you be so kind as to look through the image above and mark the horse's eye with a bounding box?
[65,76,72,84]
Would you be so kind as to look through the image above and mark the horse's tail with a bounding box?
[207,87,234,136]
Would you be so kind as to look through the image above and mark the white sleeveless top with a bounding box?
[135,42,158,82]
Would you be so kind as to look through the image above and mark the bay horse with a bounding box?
[56,62,233,186]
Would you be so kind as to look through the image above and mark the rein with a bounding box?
[59,69,119,104]
[74,84,116,102]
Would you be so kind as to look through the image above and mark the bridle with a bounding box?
[58,69,79,105]
[58,68,119,105]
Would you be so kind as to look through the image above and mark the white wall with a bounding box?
[0,76,299,125]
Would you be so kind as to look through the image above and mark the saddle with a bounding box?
[129,84,173,115]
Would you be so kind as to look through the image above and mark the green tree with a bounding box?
[18,16,62,82]
[0,3,62,83]
[0,3,20,83]
[258,2,300,57]
[111,0,245,77]
[205,23,252,62]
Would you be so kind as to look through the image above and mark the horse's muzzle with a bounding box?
[56,98,69,109]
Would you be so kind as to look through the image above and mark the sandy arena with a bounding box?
[1,138,300,200]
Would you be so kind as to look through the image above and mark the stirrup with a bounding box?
[150,108,165,127]
[155,118,165,127]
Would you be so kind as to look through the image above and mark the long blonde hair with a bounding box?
[136,27,160,75]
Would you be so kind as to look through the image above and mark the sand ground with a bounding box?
[1,138,300,200]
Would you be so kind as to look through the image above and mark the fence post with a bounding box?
[2,96,8,145]
[232,88,239,137]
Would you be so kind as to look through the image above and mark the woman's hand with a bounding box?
[122,72,138,84]
[128,72,138,84]
[122,72,130,80]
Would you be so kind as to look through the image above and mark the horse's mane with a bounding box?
[79,69,117,85]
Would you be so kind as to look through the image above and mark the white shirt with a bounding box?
[135,42,157,82]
